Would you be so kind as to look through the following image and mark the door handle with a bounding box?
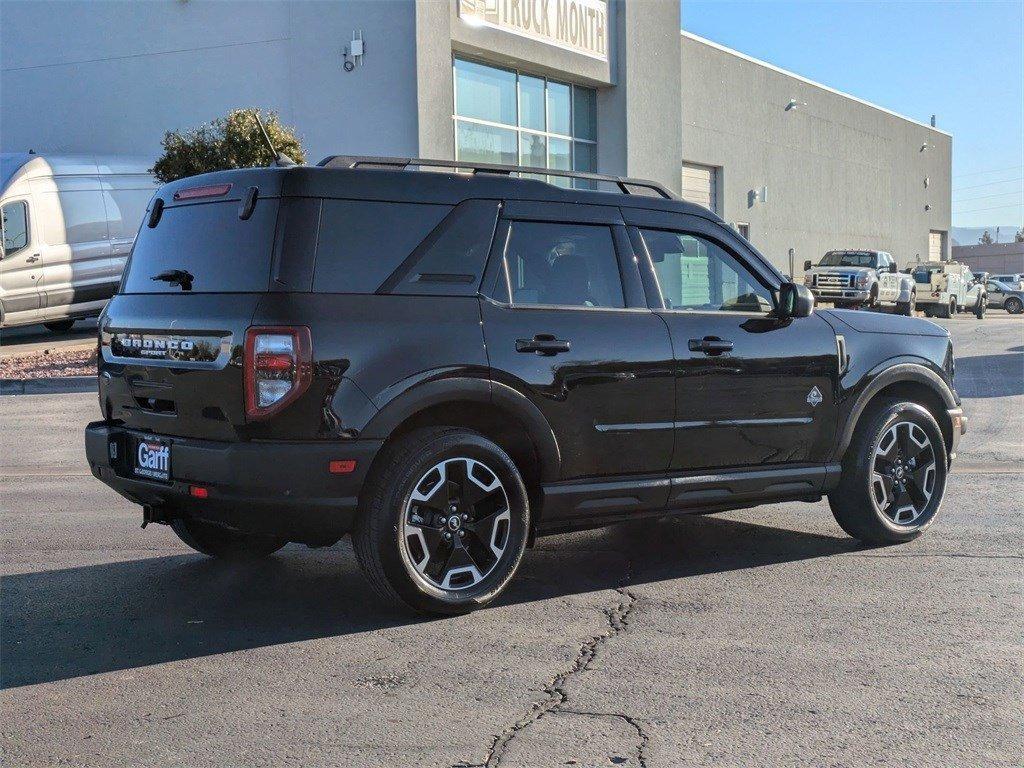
[516,334,571,356]
[26,254,40,263]
[688,336,734,356]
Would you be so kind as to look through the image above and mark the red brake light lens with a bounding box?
[244,326,312,420]
[173,183,232,201]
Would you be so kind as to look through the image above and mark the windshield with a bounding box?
[818,252,877,268]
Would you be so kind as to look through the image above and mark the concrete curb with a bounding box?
[0,376,97,395]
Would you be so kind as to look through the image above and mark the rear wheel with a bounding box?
[974,295,987,319]
[44,319,75,333]
[1006,296,1024,315]
[170,517,287,559]
[896,293,915,316]
[934,299,953,319]
[829,397,947,544]
[354,428,530,615]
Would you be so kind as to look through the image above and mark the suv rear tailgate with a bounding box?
[99,293,260,440]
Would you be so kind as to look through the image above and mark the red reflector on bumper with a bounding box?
[329,460,357,475]
[189,485,209,499]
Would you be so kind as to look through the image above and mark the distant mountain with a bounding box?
[952,226,1021,246]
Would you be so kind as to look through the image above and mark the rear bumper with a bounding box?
[85,421,382,541]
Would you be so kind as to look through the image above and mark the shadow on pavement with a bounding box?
[2,514,861,689]
[954,352,1024,399]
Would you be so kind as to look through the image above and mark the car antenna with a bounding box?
[251,110,297,168]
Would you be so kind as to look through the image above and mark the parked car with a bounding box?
[990,273,1024,290]
[84,158,966,615]
[910,261,986,319]
[984,279,1024,314]
[803,250,915,313]
[0,153,157,331]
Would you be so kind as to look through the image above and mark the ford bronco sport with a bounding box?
[85,157,966,614]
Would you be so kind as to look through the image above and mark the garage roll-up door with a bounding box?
[929,230,945,261]
[681,163,718,214]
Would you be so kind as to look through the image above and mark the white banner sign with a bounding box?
[459,0,609,62]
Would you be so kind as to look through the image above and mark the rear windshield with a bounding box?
[122,199,279,293]
[818,252,876,268]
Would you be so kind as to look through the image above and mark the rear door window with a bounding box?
[313,201,451,293]
[122,199,279,293]
[503,221,624,308]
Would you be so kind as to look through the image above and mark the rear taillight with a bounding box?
[244,326,312,420]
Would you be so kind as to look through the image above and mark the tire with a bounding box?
[829,397,948,545]
[934,300,952,319]
[44,319,75,333]
[868,285,880,309]
[170,517,287,560]
[1006,297,1024,315]
[896,293,915,317]
[353,427,530,615]
[922,307,934,318]
[974,295,986,319]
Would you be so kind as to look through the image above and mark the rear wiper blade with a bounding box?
[151,269,194,291]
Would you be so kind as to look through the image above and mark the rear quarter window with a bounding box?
[313,200,452,293]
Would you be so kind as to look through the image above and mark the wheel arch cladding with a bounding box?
[360,377,561,487]
[837,362,957,460]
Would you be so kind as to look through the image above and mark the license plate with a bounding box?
[133,436,171,482]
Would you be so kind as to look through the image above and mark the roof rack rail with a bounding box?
[316,155,676,200]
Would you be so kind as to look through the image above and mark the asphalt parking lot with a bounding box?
[1,315,1021,768]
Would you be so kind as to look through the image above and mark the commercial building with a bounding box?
[0,0,952,273]
[951,242,1024,275]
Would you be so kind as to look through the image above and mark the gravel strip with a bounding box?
[0,347,98,379]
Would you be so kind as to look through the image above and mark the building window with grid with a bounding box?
[453,58,597,187]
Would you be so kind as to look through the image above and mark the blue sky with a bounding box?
[682,0,1024,230]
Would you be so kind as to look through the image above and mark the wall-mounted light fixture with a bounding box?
[748,186,768,207]
[920,142,932,152]
[785,100,807,111]
[924,176,930,188]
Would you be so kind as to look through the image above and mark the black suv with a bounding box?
[85,158,966,614]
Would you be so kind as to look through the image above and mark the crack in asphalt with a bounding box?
[454,584,648,768]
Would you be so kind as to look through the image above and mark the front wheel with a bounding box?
[829,398,947,545]
[1005,297,1024,315]
[974,295,987,319]
[896,294,915,316]
[354,428,530,615]
[170,517,287,559]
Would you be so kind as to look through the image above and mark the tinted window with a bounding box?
[641,229,773,313]
[2,200,29,255]
[504,222,624,308]
[313,200,451,293]
[819,252,876,267]
[122,199,279,293]
[389,200,500,296]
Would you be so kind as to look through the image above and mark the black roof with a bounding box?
[155,160,719,220]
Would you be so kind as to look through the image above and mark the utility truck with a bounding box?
[804,250,917,314]
[909,261,986,319]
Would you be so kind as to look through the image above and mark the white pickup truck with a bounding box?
[909,261,986,319]
[803,250,917,315]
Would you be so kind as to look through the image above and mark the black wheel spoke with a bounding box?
[872,420,937,526]
[400,457,511,592]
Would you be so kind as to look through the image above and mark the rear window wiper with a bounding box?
[151,269,194,291]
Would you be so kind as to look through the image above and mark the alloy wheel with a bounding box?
[399,457,511,591]
[870,421,937,525]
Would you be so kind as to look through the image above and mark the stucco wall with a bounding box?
[1,0,420,164]
[680,33,952,273]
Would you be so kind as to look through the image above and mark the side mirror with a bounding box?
[803,260,813,272]
[889,262,897,273]
[778,282,815,319]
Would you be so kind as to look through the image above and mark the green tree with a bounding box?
[1015,228,1023,243]
[979,230,994,245]
[151,109,305,183]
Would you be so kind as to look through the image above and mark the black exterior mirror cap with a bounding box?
[778,282,815,318]
[803,259,813,271]
[889,262,898,273]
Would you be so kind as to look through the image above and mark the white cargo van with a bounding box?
[0,153,158,331]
